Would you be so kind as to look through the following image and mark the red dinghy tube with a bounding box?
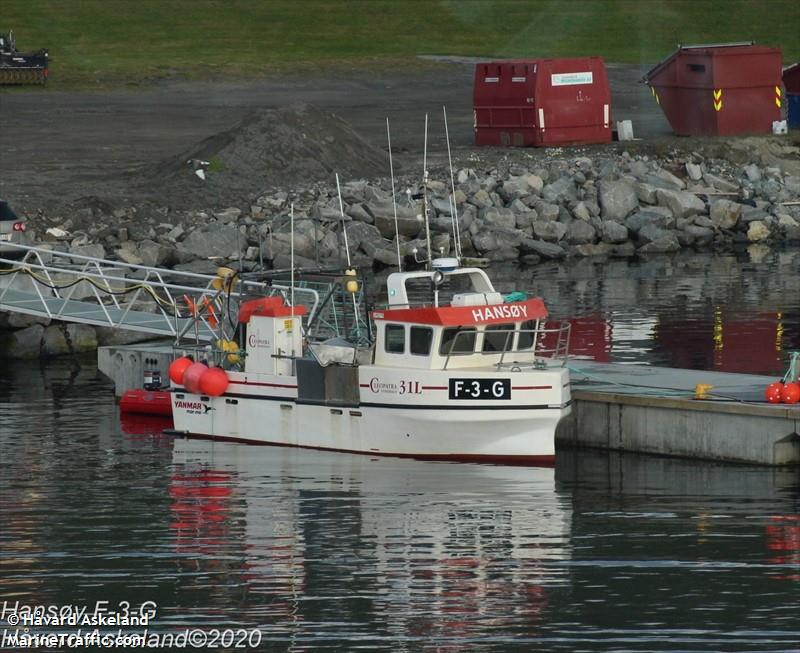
[120,389,173,416]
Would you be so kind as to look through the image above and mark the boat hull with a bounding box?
[170,391,569,464]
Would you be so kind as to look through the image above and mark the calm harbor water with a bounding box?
[1,250,800,652]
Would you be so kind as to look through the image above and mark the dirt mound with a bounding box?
[142,103,390,209]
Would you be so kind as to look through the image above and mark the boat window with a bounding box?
[482,323,514,352]
[385,324,405,353]
[410,326,433,356]
[440,327,476,355]
[517,320,537,349]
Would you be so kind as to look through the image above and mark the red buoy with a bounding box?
[168,357,194,385]
[765,382,784,404]
[781,382,800,404]
[199,367,229,397]
[182,362,208,394]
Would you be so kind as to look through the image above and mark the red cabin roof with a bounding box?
[372,298,547,327]
[238,296,307,322]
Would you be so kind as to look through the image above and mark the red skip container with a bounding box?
[473,57,612,147]
[645,42,783,137]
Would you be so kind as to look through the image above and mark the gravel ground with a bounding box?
[0,60,672,214]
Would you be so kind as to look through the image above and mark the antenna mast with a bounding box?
[336,173,361,342]
[422,113,432,270]
[386,117,402,271]
[290,203,295,318]
[335,173,352,268]
[443,105,463,261]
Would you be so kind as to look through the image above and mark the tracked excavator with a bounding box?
[0,30,48,85]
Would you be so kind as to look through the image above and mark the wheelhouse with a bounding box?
[372,268,570,370]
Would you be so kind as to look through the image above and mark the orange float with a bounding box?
[781,382,800,404]
[765,382,784,404]
[168,357,194,385]
[199,367,229,397]
[182,362,208,393]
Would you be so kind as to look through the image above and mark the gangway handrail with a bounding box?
[0,243,322,342]
[1,256,248,298]
[1,243,271,291]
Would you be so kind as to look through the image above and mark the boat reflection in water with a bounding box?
[168,437,572,642]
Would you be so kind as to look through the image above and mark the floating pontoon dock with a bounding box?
[559,361,800,465]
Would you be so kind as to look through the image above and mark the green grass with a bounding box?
[2,0,798,88]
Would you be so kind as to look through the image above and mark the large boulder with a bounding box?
[471,230,497,252]
[747,221,770,242]
[566,220,597,245]
[531,199,560,221]
[344,221,383,252]
[709,199,744,230]
[480,207,516,230]
[638,223,671,245]
[656,189,705,219]
[542,176,578,203]
[785,175,800,195]
[502,174,543,198]
[684,224,715,244]
[41,324,98,357]
[599,179,639,221]
[346,203,373,224]
[182,224,243,259]
[365,202,422,238]
[637,233,680,254]
[271,230,316,259]
[70,243,106,261]
[137,239,172,268]
[651,168,686,189]
[533,220,568,242]
[0,324,44,359]
[703,172,739,192]
[520,238,566,259]
[572,242,613,257]
[600,220,629,244]
[625,207,674,233]
[467,189,494,209]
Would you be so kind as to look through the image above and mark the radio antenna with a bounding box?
[443,105,462,261]
[335,173,352,268]
[386,117,402,270]
[422,113,432,270]
[336,172,361,341]
[290,203,295,319]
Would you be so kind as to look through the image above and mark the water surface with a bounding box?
[1,251,800,651]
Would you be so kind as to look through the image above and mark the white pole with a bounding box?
[386,117,402,271]
[335,173,352,267]
[336,173,360,341]
[422,113,432,270]
[290,203,295,316]
[443,105,462,261]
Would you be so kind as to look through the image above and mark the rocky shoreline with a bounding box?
[3,139,800,358]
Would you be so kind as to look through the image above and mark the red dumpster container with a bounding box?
[473,57,611,147]
[645,42,783,137]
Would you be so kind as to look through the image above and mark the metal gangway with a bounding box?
[0,243,324,343]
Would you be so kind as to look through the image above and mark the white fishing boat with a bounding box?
[166,113,572,463]
[166,256,571,463]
